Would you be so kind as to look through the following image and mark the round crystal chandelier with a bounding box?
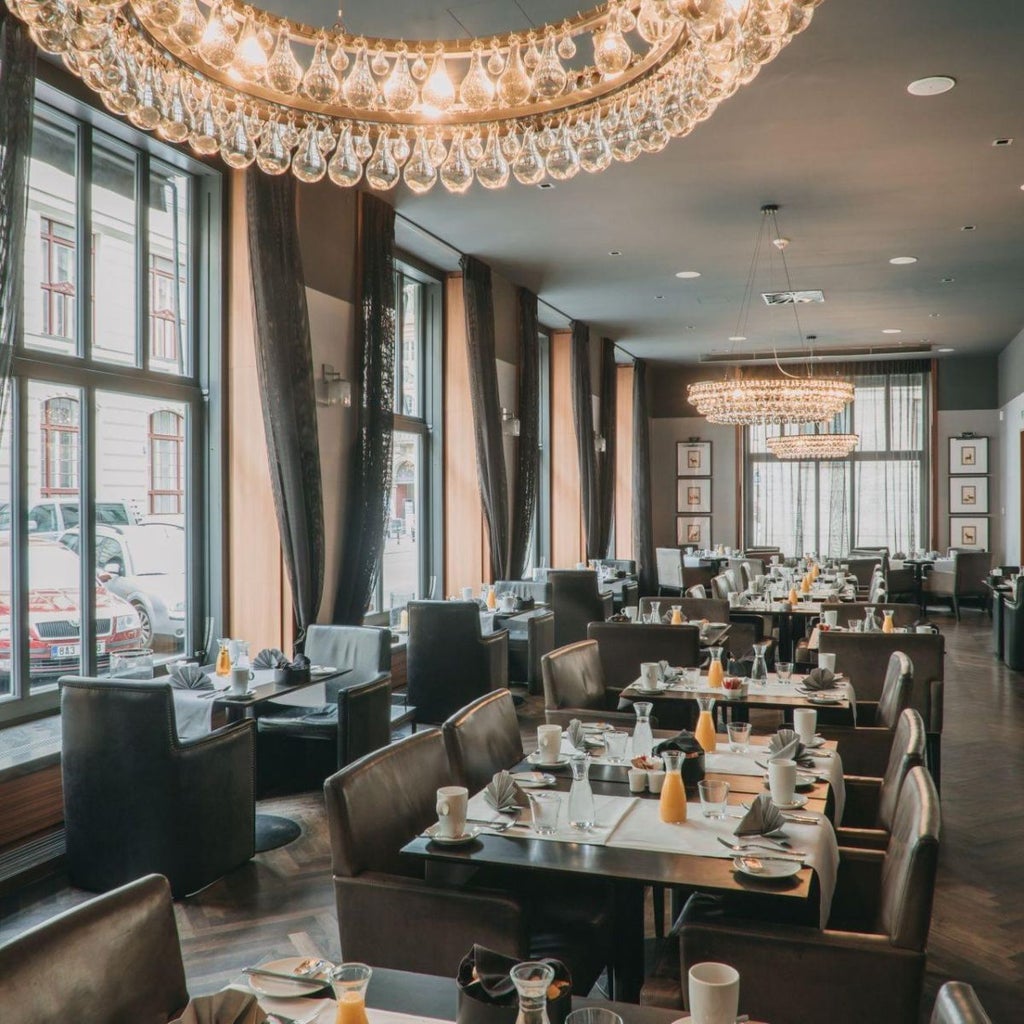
[688,375,854,424]
[6,0,826,193]
[767,430,859,459]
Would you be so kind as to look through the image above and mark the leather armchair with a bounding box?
[407,601,509,724]
[655,547,684,594]
[0,874,189,1024]
[642,768,940,1024]
[820,601,920,629]
[931,982,993,1024]
[324,729,612,990]
[61,678,255,898]
[548,570,614,648]
[682,566,716,592]
[587,622,701,690]
[923,551,992,619]
[685,584,706,598]
[442,690,524,792]
[541,639,637,727]
[846,557,883,593]
[504,608,555,694]
[710,574,732,600]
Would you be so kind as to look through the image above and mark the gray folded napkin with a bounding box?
[566,719,587,751]
[168,663,213,691]
[170,989,262,1024]
[767,728,814,768]
[734,792,786,837]
[804,667,837,690]
[252,647,289,670]
[484,770,523,814]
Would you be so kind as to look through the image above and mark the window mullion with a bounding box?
[80,388,97,676]
[137,150,150,369]
[77,121,91,360]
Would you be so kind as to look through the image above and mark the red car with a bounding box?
[0,539,145,686]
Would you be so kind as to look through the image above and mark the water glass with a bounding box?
[848,618,862,632]
[775,661,793,684]
[726,721,751,752]
[526,791,560,834]
[603,729,629,763]
[698,779,730,820]
[566,1010,623,1024]
[682,666,701,690]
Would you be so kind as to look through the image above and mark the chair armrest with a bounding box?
[601,594,614,618]
[840,776,883,828]
[480,629,509,689]
[817,725,893,776]
[835,826,889,850]
[829,846,885,930]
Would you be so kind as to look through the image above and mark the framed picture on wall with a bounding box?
[677,478,712,514]
[949,516,989,551]
[677,440,712,477]
[949,436,988,474]
[677,515,712,548]
[949,476,989,514]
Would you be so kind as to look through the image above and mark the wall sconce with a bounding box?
[317,363,352,407]
[594,432,607,454]
[501,408,521,437]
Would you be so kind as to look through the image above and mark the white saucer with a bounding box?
[772,795,809,810]
[528,752,571,768]
[221,689,256,700]
[424,824,481,846]
[732,856,802,880]
[763,776,816,792]
[633,685,666,695]
[246,957,330,997]
[806,695,843,706]
[513,772,556,788]
[806,735,826,748]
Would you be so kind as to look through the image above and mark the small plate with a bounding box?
[806,735,826,748]
[633,684,667,695]
[806,695,844,706]
[513,772,556,788]
[763,776,816,792]
[527,752,571,768]
[580,722,612,733]
[732,856,802,879]
[706,622,728,629]
[220,689,256,700]
[773,795,809,810]
[424,824,481,846]
[246,957,329,998]
[311,664,338,675]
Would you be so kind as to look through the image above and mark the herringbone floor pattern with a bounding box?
[1,612,1021,1021]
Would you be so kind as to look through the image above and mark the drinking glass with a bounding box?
[848,619,862,632]
[566,1010,623,1024]
[775,661,793,684]
[698,779,730,820]
[682,666,701,690]
[603,729,629,763]
[726,721,751,752]
[526,791,560,834]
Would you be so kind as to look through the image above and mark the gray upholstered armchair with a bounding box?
[922,551,992,619]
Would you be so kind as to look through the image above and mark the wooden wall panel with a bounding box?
[615,364,634,559]
[0,765,63,849]
[550,330,584,568]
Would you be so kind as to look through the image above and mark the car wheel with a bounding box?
[133,602,154,647]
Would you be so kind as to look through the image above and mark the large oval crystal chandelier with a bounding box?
[6,0,826,193]
[767,430,858,459]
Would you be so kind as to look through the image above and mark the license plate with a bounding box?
[49,641,106,659]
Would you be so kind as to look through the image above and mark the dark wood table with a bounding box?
[620,676,853,716]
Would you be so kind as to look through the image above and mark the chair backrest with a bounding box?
[847,557,883,587]
[744,557,765,578]
[930,982,993,1024]
[495,579,552,605]
[325,728,451,878]
[724,567,744,593]
[878,708,927,830]
[305,625,393,699]
[549,570,608,648]
[878,766,940,950]
[587,622,701,689]
[603,558,637,574]
[682,566,716,592]
[710,574,732,600]
[541,640,608,711]
[655,547,684,590]
[638,596,730,623]
[338,676,394,768]
[442,690,524,792]
[877,651,914,729]
[686,584,707,599]
[0,873,189,1024]
[954,551,993,594]
[821,602,919,629]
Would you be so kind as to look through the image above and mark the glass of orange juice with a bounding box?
[331,963,372,1024]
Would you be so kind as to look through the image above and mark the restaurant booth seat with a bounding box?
[587,621,701,691]
[406,601,508,725]
[324,729,612,992]
[0,873,189,1024]
[541,639,641,728]
[548,570,614,648]
[931,982,993,1024]
[1001,582,1024,671]
[922,551,993,619]
[61,677,254,898]
[442,690,524,793]
[641,767,941,1024]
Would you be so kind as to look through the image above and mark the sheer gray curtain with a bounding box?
[461,255,510,580]
[0,7,35,433]
[509,286,540,579]
[595,337,617,558]
[245,173,324,642]
[632,360,656,594]
[571,320,601,560]
[334,193,396,624]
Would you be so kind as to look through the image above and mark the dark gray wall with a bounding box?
[937,355,998,411]
[998,326,1024,407]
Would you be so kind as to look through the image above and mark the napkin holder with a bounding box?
[456,951,572,1024]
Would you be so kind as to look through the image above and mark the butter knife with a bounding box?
[242,967,327,985]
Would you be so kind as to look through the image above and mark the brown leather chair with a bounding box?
[587,621,702,690]
[922,550,992,619]
[821,602,920,629]
[846,556,883,593]
[639,596,729,623]
[656,546,684,594]
[836,708,926,849]
[682,565,717,593]
[541,640,638,727]
[503,608,555,695]
[0,873,189,1024]
[685,584,706,598]
[548,570,614,648]
[931,982,993,1024]
[406,601,508,724]
[324,729,611,989]
[442,690,524,793]
[710,574,732,600]
[642,767,941,1024]
[61,678,255,898]
[816,651,914,777]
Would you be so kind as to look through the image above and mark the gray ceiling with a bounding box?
[277,0,1024,363]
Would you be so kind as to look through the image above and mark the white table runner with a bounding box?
[624,673,855,705]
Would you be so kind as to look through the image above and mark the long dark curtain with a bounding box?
[333,192,396,624]
[0,7,35,433]
[509,286,540,578]
[632,360,656,594]
[461,255,510,579]
[246,173,325,642]
[571,320,601,560]
[595,337,617,558]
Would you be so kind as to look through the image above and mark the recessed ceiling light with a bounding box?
[537,182,555,190]
[882,329,902,334]
[608,250,622,256]
[937,347,956,353]
[655,294,664,300]
[929,313,943,318]
[907,76,956,97]
[728,335,747,342]
[889,256,918,265]
[940,277,955,283]
[994,138,1014,147]
[961,225,976,231]
[675,270,701,279]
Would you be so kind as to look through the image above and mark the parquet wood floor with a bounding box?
[1,611,1021,1022]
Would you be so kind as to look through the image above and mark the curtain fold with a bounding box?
[0,7,35,433]
[509,286,540,578]
[571,320,600,560]
[245,172,325,641]
[333,192,396,624]
[460,255,511,580]
[595,337,617,558]
[632,359,656,594]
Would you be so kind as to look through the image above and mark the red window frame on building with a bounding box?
[40,396,80,496]
[149,254,180,362]
[149,409,184,514]
[40,217,76,339]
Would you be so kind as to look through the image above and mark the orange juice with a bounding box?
[788,586,799,605]
[659,752,688,823]
[695,709,717,753]
[336,992,369,1024]
[707,659,724,688]
[670,606,684,625]
[486,587,497,610]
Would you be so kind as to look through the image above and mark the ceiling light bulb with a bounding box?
[889,256,918,265]
[907,76,956,96]
[422,52,455,114]
[728,335,746,342]
[937,347,955,353]
[675,270,701,279]
[882,329,902,334]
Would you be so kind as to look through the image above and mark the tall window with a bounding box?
[746,368,928,557]
[149,255,181,362]
[149,410,184,513]
[40,396,80,495]
[40,217,76,338]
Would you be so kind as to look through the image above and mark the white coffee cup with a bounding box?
[624,606,639,622]
[537,724,562,763]
[916,624,938,634]
[435,786,468,839]
[823,610,838,627]
[793,708,817,746]
[647,770,666,794]
[688,962,740,1024]
[627,769,647,793]
[817,652,836,673]
[230,665,253,695]
[640,662,660,689]
[768,758,797,805]
[461,586,474,601]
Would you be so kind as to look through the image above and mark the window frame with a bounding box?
[39,395,80,496]
[148,408,185,514]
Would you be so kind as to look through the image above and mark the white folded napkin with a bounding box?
[566,719,587,751]
[734,793,786,837]
[168,663,213,691]
[484,770,522,814]
[253,647,290,670]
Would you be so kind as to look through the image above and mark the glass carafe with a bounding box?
[233,639,251,669]
[695,694,717,753]
[881,609,895,634]
[750,642,769,686]
[863,606,879,632]
[670,604,684,625]
[510,962,554,1024]
[659,750,688,823]
[567,753,596,831]
[331,963,372,1024]
[214,638,231,676]
[648,600,661,624]
[631,701,654,757]
[706,646,725,688]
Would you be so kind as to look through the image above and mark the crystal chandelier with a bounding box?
[688,203,853,425]
[766,430,858,459]
[5,0,826,193]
